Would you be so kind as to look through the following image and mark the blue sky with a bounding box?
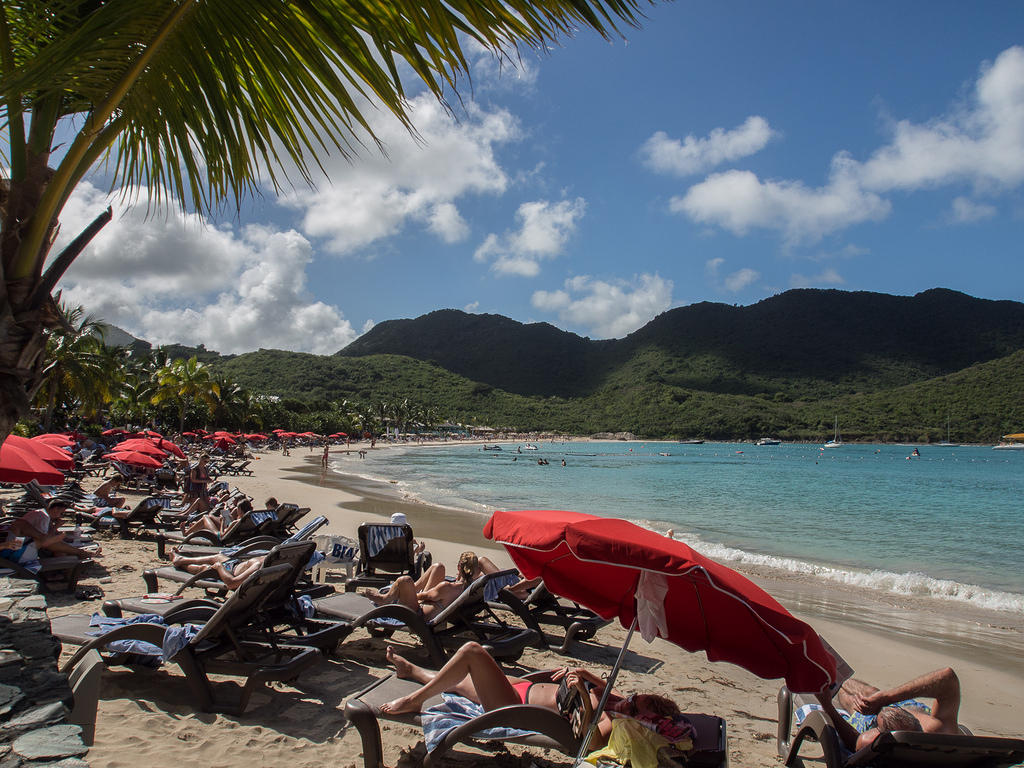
[56,1,1024,354]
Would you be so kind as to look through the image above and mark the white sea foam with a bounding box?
[669,532,1024,614]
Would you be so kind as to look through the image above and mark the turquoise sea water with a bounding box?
[336,441,1024,614]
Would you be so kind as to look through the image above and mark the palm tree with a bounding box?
[0,0,651,442]
[33,303,113,430]
[151,357,220,432]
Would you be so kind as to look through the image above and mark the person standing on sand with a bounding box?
[321,443,329,468]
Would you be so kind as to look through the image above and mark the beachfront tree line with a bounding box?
[0,0,653,445]
[16,302,449,440]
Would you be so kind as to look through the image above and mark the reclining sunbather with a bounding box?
[813,667,962,752]
[361,551,499,620]
[170,550,264,590]
[380,641,680,747]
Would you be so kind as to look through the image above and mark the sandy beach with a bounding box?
[43,444,1024,768]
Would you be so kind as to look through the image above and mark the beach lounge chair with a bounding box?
[344,668,729,768]
[104,540,349,654]
[776,686,1024,768]
[51,563,323,714]
[313,568,538,667]
[67,650,103,746]
[344,522,420,592]
[491,581,610,654]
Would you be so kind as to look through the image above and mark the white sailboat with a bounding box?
[937,415,957,447]
[823,416,843,447]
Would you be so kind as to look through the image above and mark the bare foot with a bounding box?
[379,694,419,715]
[386,646,416,679]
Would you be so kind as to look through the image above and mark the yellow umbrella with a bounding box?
[1001,433,1024,440]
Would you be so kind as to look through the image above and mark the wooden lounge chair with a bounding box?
[491,581,610,654]
[777,686,1024,768]
[313,569,538,667]
[51,564,323,714]
[344,669,728,768]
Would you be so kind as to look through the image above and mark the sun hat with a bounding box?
[390,512,408,526]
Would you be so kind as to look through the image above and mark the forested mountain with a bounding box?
[337,289,1024,399]
[147,287,1024,441]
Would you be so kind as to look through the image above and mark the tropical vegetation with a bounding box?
[0,0,653,444]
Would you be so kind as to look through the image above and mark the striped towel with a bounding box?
[421,693,537,752]
[365,524,405,557]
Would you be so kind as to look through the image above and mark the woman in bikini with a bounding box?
[380,641,680,746]
[362,551,499,620]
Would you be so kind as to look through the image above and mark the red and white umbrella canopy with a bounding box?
[484,509,837,694]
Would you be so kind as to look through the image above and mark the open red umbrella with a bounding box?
[101,427,128,437]
[104,451,163,469]
[244,433,267,441]
[153,439,185,459]
[0,439,66,484]
[116,439,168,457]
[7,435,75,470]
[484,509,836,695]
[32,433,76,447]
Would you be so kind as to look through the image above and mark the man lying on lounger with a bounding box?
[815,667,962,751]
[380,641,683,747]
[360,551,499,620]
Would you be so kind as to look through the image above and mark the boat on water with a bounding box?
[993,432,1024,450]
[823,416,843,448]
[482,445,503,451]
[756,437,781,446]
[936,415,958,447]
[521,444,538,451]
[678,438,704,444]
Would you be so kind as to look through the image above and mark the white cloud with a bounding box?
[674,160,891,244]
[464,301,480,312]
[641,116,776,176]
[531,273,673,338]
[705,258,760,292]
[949,196,997,223]
[280,93,519,254]
[669,46,1024,242]
[55,181,357,355]
[474,198,586,276]
[724,268,760,292]
[465,38,540,91]
[789,268,845,288]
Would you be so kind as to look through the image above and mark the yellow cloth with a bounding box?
[584,717,694,768]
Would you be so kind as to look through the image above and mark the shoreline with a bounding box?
[61,445,1022,768]
[296,446,1024,733]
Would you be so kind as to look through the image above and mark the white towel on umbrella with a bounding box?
[636,571,668,642]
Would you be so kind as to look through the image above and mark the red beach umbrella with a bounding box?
[32,433,76,447]
[213,438,236,451]
[154,439,186,459]
[6,435,76,471]
[140,429,163,438]
[115,440,168,458]
[0,439,66,484]
[182,431,199,437]
[329,432,348,438]
[484,509,837,695]
[244,434,267,441]
[101,428,128,437]
[104,451,163,469]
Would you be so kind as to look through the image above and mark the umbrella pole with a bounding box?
[573,616,638,765]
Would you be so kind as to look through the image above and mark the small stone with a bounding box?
[17,596,47,611]
[0,599,14,612]
[98,578,113,584]
[2,702,66,732]
[11,725,88,760]
[0,650,22,667]
[0,683,24,715]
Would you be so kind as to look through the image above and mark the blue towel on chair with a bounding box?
[87,614,200,665]
[421,693,538,752]
[483,571,520,602]
[365,524,404,557]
